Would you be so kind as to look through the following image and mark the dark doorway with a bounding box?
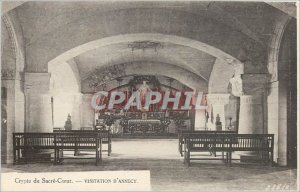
[285,19,297,168]
[1,87,8,163]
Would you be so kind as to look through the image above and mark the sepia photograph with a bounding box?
[0,0,298,191]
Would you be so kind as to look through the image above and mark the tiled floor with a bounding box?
[2,139,297,191]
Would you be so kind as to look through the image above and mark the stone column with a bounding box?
[25,73,52,132]
[206,94,230,131]
[236,74,269,160]
[238,95,263,134]
[238,74,269,134]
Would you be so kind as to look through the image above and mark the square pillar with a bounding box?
[1,78,25,164]
[25,73,52,132]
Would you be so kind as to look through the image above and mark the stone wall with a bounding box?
[1,15,25,163]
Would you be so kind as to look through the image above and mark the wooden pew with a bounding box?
[183,133,274,167]
[53,129,112,156]
[178,130,237,157]
[13,132,103,165]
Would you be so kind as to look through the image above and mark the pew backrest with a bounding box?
[13,132,102,149]
[53,130,111,143]
[186,134,274,152]
[178,130,237,155]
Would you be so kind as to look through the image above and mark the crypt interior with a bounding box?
[1,1,298,191]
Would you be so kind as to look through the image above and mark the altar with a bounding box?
[95,111,191,136]
[126,119,162,134]
[92,76,193,137]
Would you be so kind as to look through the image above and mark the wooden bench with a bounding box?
[13,132,103,165]
[53,129,112,156]
[183,133,274,167]
[178,130,237,156]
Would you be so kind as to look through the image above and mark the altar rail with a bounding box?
[53,130,111,156]
[183,133,274,166]
[13,132,103,165]
[178,130,237,156]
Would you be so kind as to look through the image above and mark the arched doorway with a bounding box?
[280,19,297,167]
[268,17,297,167]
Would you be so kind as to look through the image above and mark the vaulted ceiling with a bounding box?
[2,1,294,93]
[75,42,216,81]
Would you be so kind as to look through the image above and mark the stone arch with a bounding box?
[267,15,292,82]
[1,14,25,163]
[208,58,236,94]
[22,5,261,72]
[73,41,215,82]
[267,15,296,166]
[46,33,243,133]
[2,15,18,63]
[48,33,244,94]
[48,33,243,72]
[2,13,25,77]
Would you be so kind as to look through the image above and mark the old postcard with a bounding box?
[1,0,298,191]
